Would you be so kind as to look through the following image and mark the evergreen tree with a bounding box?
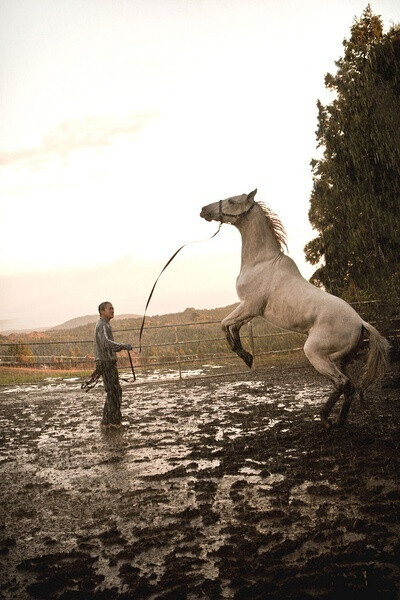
[305,5,400,316]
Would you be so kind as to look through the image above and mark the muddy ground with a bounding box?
[0,364,399,599]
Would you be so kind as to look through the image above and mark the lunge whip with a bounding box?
[138,223,222,352]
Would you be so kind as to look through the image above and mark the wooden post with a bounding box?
[175,327,182,380]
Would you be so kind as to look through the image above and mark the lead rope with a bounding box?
[138,223,222,353]
[82,350,136,391]
[81,366,102,391]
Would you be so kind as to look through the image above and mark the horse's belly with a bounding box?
[262,305,310,334]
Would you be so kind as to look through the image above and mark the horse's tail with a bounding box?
[360,320,391,392]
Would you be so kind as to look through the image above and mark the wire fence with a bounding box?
[0,319,306,381]
[1,301,399,384]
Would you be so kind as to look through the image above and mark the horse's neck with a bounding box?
[236,206,281,268]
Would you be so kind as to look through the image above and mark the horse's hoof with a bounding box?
[244,353,253,369]
[321,418,332,430]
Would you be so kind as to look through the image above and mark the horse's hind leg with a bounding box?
[320,384,346,427]
[337,380,356,426]
[221,303,254,368]
[336,333,364,424]
[304,341,350,429]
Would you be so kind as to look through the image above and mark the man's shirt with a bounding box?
[94,317,124,362]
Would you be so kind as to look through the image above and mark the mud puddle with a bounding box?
[1,366,399,598]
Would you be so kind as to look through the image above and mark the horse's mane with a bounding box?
[257,202,288,252]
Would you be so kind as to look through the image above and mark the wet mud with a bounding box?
[0,366,399,599]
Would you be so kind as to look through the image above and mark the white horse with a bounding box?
[200,189,390,428]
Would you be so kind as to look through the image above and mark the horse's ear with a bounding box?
[247,189,257,201]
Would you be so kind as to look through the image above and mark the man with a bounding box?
[94,301,132,427]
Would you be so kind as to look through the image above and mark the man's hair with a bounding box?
[98,301,111,315]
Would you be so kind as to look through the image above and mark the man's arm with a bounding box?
[99,322,131,352]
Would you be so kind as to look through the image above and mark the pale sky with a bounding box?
[1,0,400,330]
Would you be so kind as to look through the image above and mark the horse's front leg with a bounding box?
[221,304,254,368]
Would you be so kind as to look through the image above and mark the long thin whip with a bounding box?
[138,223,222,352]
[127,349,136,381]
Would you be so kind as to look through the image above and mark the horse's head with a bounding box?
[200,189,257,224]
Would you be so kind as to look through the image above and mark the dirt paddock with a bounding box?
[0,365,399,599]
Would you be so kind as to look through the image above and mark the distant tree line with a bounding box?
[0,306,308,368]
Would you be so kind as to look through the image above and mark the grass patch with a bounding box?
[0,367,92,386]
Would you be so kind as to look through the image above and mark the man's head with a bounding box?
[98,301,114,321]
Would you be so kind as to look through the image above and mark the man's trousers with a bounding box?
[97,360,122,425]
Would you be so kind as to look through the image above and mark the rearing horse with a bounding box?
[200,189,390,428]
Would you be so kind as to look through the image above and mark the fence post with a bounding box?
[248,320,256,371]
[174,327,182,380]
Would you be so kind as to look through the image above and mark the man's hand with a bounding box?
[124,344,133,351]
